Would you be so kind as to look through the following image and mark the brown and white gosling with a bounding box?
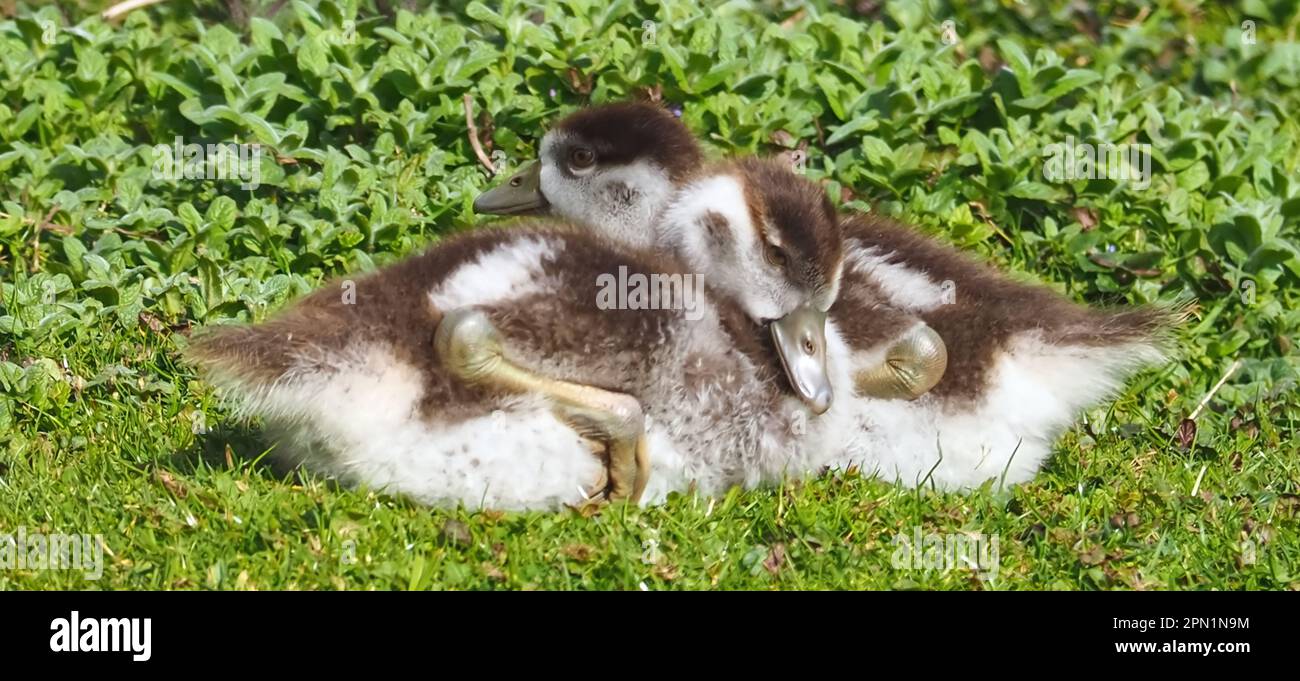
[189,159,857,510]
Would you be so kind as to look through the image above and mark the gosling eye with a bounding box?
[763,243,788,269]
[568,146,596,172]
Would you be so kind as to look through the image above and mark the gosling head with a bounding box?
[475,106,843,413]
[474,102,702,249]
[665,158,844,414]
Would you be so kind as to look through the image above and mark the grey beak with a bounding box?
[770,304,833,415]
[473,162,549,215]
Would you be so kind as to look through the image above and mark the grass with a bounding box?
[4,320,1296,590]
[2,0,1298,589]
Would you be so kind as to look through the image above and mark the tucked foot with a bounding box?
[854,322,948,400]
[547,389,650,506]
[435,307,652,505]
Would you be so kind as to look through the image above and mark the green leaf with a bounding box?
[826,113,878,145]
[465,2,509,31]
[297,35,330,76]
[206,197,238,233]
[250,17,284,50]
[1044,69,1101,99]
[1177,161,1211,191]
[150,72,200,99]
[996,38,1033,91]
[1007,181,1068,201]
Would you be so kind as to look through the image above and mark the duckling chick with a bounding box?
[830,214,1184,487]
[475,101,1182,490]
[189,160,853,510]
[477,102,947,401]
[473,101,702,250]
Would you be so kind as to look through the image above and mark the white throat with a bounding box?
[660,174,752,268]
[540,159,676,251]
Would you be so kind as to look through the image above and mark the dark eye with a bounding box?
[568,147,595,169]
[764,244,788,269]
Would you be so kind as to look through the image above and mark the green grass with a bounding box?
[4,325,1296,590]
[2,0,1298,589]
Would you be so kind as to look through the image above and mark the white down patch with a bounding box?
[583,160,676,250]
[660,173,754,253]
[829,330,1166,490]
[427,237,558,311]
[846,243,951,312]
[225,341,611,511]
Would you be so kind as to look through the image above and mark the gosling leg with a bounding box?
[434,307,651,504]
[854,322,948,400]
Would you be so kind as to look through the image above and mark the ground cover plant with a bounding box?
[1,0,1297,589]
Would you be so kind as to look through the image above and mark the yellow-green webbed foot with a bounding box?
[434,307,651,505]
[853,322,948,400]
